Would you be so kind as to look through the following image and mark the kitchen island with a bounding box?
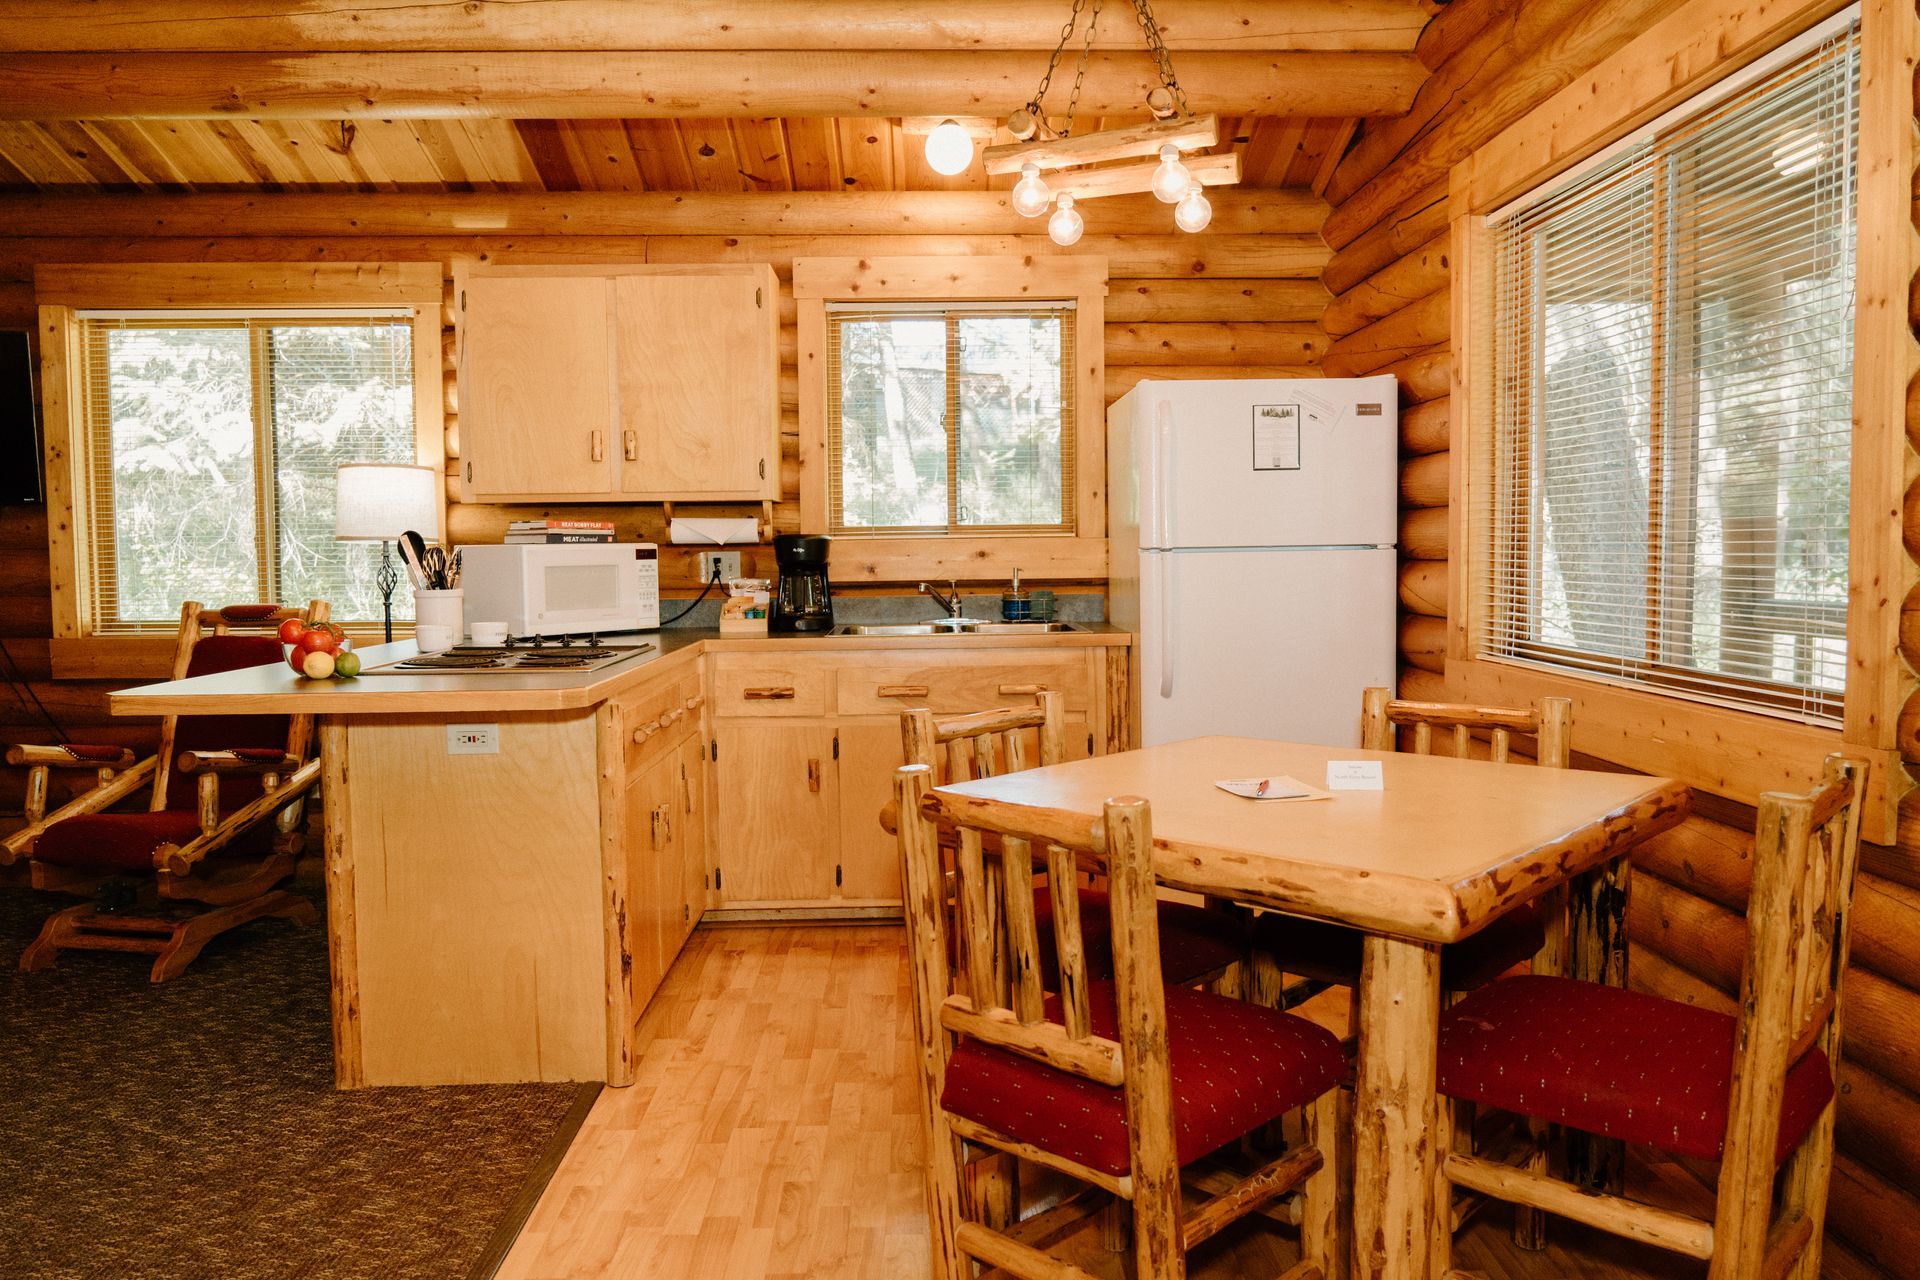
[112,627,1131,1089]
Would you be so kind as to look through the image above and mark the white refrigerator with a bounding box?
[1108,376,1400,748]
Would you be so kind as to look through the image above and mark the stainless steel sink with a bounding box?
[828,621,1084,637]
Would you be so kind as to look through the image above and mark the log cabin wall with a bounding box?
[1320,0,1920,1272]
[0,202,1332,823]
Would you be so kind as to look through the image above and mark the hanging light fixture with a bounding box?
[923,118,976,176]
[971,0,1238,245]
[1173,183,1213,232]
[1048,193,1085,246]
[1011,163,1054,218]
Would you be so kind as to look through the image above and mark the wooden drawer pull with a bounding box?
[684,694,705,711]
[590,429,605,463]
[999,683,1049,695]
[744,686,796,700]
[622,428,638,461]
[878,684,931,698]
[807,759,821,793]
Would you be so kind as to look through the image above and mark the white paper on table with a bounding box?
[1325,760,1385,791]
[1215,775,1330,802]
[669,517,760,545]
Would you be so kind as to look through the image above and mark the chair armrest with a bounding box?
[176,749,301,775]
[5,743,138,770]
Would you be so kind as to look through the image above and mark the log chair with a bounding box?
[893,692,1250,1238]
[4,600,329,982]
[1249,687,1575,1247]
[895,763,1348,1280]
[1429,753,1869,1280]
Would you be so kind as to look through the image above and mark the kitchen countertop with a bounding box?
[109,624,1133,717]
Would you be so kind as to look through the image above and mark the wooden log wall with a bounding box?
[0,200,1332,823]
[1325,0,1920,1270]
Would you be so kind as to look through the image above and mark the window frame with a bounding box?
[36,263,445,678]
[794,256,1108,583]
[1446,0,1908,843]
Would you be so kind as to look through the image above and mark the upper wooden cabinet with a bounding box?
[456,263,780,503]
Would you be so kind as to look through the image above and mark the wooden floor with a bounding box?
[499,925,1713,1280]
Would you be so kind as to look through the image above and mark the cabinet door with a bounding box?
[676,734,708,940]
[712,722,838,904]
[622,750,680,1009]
[836,722,904,903]
[461,274,615,498]
[614,272,777,499]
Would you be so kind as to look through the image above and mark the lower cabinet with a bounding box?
[623,746,685,1008]
[707,644,1122,916]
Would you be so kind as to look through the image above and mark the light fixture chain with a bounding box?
[1129,0,1189,117]
[1062,0,1103,137]
[1028,0,1090,119]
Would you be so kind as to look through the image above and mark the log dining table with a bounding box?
[928,734,1691,1280]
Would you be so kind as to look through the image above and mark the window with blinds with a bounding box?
[825,301,1075,535]
[1483,14,1859,724]
[76,312,417,632]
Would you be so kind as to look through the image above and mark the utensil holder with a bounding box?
[414,588,464,637]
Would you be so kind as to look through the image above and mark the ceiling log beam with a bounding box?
[0,51,1425,120]
[0,1,1429,54]
[0,188,1327,238]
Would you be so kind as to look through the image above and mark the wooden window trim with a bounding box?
[794,256,1108,583]
[1446,0,1914,844]
[36,262,446,679]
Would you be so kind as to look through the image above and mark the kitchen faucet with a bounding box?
[918,579,965,620]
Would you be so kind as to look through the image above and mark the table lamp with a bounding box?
[334,463,440,643]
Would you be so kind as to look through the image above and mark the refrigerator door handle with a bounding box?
[1154,400,1175,550]
[1158,554,1175,699]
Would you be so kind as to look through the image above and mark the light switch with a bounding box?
[447,723,500,754]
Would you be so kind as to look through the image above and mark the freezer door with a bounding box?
[1135,377,1399,550]
[1136,547,1399,748]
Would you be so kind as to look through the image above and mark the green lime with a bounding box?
[333,651,362,679]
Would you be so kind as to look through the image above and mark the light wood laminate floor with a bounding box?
[498,925,1714,1280]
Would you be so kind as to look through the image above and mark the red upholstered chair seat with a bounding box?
[1037,888,1245,987]
[1256,900,1546,991]
[1437,975,1834,1164]
[33,808,273,873]
[942,980,1346,1178]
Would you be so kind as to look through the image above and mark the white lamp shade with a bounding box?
[334,463,440,541]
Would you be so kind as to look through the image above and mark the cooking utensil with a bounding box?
[399,530,429,590]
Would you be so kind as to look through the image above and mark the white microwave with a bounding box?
[455,543,660,637]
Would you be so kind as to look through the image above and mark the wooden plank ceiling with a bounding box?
[0,115,1357,194]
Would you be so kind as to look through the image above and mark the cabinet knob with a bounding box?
[623,429,637,461]
[590,429,605,463]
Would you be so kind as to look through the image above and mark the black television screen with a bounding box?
[0,331,40,504]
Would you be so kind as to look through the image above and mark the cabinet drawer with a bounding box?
[711,661,833,717]
[617,670,703,774]
[836,656,1090,717]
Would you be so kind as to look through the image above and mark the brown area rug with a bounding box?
[0,880,594,1280]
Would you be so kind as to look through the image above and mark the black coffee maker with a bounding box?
[771,534,833,633]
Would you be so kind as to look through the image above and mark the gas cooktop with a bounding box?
[360,639,656,676]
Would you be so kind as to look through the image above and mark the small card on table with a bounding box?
[1215,775,1329,803]
[1325,760,1385,791]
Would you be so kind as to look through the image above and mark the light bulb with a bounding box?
[1174,183,1213,233]
[1048,194,1084,247]
[924,119,974,176]
[1150,143,1190,204]
[1011,163,1053,218]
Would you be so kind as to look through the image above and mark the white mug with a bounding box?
[414,623,454,652]
[469,621,509,646]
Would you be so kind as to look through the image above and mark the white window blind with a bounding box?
[1483,14,1859,724]
[76,312,417,632]
[825,301,1075,535]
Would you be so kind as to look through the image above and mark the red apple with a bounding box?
[277,618,307,645]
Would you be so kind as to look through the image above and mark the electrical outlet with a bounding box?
[697,551,742,583]
[446,723,499,755]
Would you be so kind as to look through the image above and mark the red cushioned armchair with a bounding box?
[2,600,329,982]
